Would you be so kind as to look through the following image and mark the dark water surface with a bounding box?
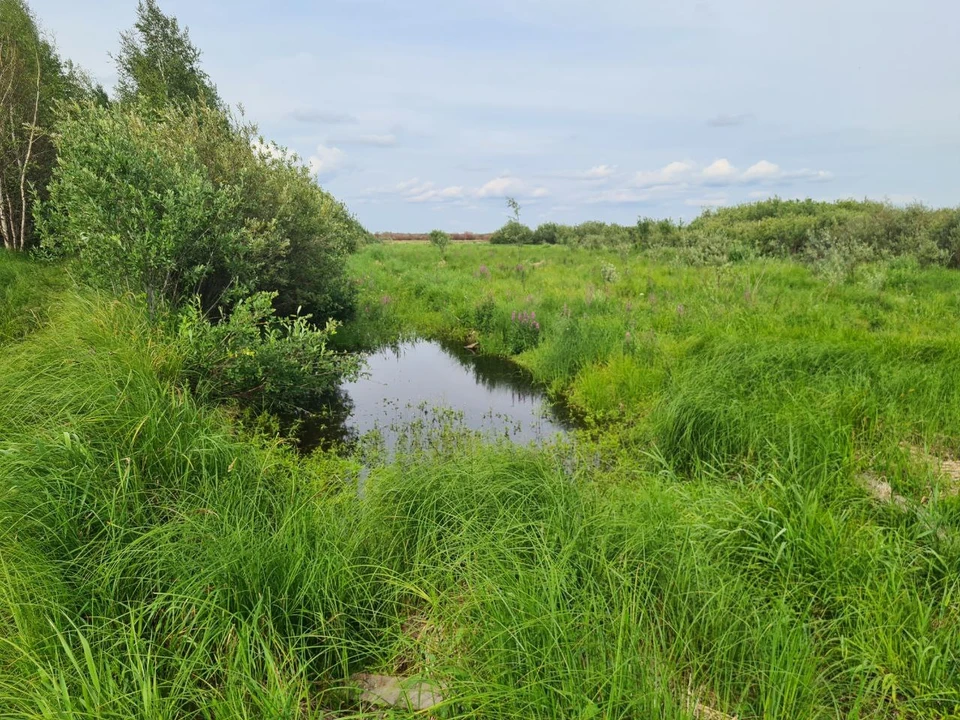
[298,339,573,453]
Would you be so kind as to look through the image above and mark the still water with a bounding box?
[298,339,572,454]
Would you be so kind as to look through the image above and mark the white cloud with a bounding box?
[366,174,549,204]
[742,160,781,180]
[409,185,466,203]
[702,158,737,181]
[477,176,526,198]
[629,158,832,191]
[476,176,549,199]
[583,164,617,179]
[308,144,347,177]
[634,161,695,188]
[582,157,833,207]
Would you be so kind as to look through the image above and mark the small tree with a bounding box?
[429,229,450,257]
[490,198,533,245]
[114,0,222,110]
[506,196,521,223]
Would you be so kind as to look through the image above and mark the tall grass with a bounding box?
[0,253,69,342]
[1,256,958,717]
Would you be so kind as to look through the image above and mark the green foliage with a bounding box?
[428,228,450,256]
[532,221,562,244]
[688,198,960,269]
[489,219,534,245]
[114,0,221,110]
[512,199,960,275]
[177,291,360,411]
[39,101,248,314]
[245,139,365,320]
[39,101,362,320]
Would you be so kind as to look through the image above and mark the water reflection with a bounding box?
[297,339,573,454]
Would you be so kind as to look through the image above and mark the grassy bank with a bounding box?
[0,252,958,717]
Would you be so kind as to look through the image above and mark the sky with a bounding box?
[29,0,960,232]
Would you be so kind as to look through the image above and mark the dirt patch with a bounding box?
[858,471,909,509]
[685,689,738,720]
[350,673,445,712]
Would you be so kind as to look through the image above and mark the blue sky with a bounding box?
[30,0,959,232]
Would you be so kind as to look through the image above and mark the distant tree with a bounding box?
[429,229,451,257]
[532,222,561,245]
[114,0,222,110]
[490,221,533,245]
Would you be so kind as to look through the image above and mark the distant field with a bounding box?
[375,231,492,242]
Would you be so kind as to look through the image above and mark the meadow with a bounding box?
[4,0,958,715]
[3,244,959,718]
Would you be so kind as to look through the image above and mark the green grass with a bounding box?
[1,250,959,717]
[346,244,960,466]
[0,252,70,342]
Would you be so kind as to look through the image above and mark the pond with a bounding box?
[298,339,574,454]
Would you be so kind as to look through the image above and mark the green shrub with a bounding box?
[177,291,360,411]
[532,222,562,244]
[490,220,534,245]
[39,101,363,321]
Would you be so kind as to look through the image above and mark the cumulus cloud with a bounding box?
[634,161,695,188]
[408,184,466,203]
[476,176,549,199]
[308,144,347,177]
[366,175,549,204]
[632,158,832,189]
[702,158,738,182]
[582,157,833,205]
[742,160,781,180]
